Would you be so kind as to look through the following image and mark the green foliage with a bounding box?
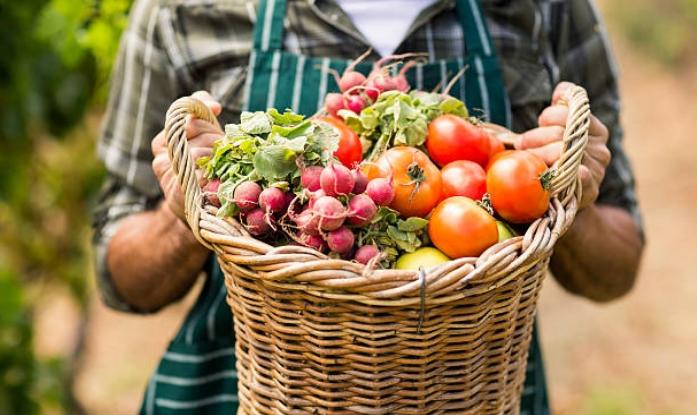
[339,90,468,161]
[0,270,68,414]
[0,0,133,412]
[609,0,697,67]
[356,208,430,265]
[199,109,339,216]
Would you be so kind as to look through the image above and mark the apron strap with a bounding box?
[454,0,511,127]
[454,0,494,57]
[253,0,288,52]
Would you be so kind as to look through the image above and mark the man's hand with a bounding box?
[107,91,223,312]
[516,82,611,210]
[151,90,223,221]
[516,82,643,302]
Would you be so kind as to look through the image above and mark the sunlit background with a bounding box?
[1,0,696,414]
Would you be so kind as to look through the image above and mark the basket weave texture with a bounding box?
[164,86,590,414]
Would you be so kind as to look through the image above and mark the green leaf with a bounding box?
[240,111,271,134]
[225,123,243,137]
[253,145,298,181]
[386,226,408,242]
[411,91,441,106]
[273,135,307,153]
[217,200,237,218]
[307,120,339,163]
[394,236,419,252]
[398,217,429,232]
[439,96,468,117]
[196,156,210,169]
[338,110,365,133]
[237,137,258,154]
[271,119,312,138]
[218,179,238,203]
[359,107,379,130]
[267,108,304,125]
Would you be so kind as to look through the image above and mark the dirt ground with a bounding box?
[36,27,697,415]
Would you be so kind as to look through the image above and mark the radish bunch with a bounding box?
[228,182,296,237]
[324,51,419,117]
[285,162,395,263]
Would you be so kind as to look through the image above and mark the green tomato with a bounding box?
[496,220,516,242]
[395,247,450,270]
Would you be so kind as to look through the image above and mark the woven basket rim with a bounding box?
[165,86,590,305]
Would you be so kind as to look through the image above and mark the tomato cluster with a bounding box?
[324,104,552,264]
[339,113,551,260]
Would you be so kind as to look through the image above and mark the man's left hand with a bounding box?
[516,82,612,210]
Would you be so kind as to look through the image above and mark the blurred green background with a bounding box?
[1,0,696,414]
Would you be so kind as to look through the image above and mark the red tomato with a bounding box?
[428,196,498,258]
[320,116,362,168]
[486,149,514,171]
[426,115,491,168]
[376,147,442,218]
[486,151,550,223]
[441,160,486,201]
[488,134,505,159]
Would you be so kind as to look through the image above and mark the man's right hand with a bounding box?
[151,90,223,222]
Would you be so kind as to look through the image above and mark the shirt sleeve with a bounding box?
[551,0,643,233]
[92,0,183,313]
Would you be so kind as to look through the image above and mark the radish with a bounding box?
[312,195,346,231]
[259,187,286,213]
[394,75,409,92]
[234,181,262,212]
[347,194,377,226]
[354,245,380,265]
[393,60,418,92]
[339,71,367,93]
[326,226,355,254]
[324,93,345,117]
[365,87,379,102]
[367,72,396,93]
[244,208,272,236]
[352,169,369,194]
[366,53,424,94]
[203,179,221,207]
[365,178,395,206]
[301,165,324,191]
[345,94,366,113]
[320,163,355,196]
[308,189,327,209]
[337,48,371,92]
[294,208,320,235]
[299,233,326,252]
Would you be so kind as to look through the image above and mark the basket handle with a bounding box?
[547,85,591,202]
[164,96,221,246]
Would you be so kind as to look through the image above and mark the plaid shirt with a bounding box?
[93,0,641,313]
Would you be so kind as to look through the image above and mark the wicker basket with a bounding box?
[164,86,590,414]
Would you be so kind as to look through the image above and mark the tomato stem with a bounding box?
[405,162,426,202]
[539,169,557,191]
[477,193,494,216]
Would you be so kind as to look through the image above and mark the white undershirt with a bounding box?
[335,0,439,57]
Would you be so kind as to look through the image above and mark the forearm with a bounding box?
[550,204,644,302]
[106,203,209,312]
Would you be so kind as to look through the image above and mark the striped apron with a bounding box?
[140,0,550,413]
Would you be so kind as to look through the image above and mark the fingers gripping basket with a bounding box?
[164,86,590,414]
